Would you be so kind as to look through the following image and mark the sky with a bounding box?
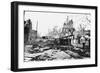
[24,11,91,36]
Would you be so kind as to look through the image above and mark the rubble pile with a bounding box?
[24,40,90,62]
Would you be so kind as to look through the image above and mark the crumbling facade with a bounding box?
[24,19,37,44]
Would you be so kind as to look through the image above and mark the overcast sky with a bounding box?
[24,11,91,36]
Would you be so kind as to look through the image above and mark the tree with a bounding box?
[47,26,62,38]
[78,16,91,32]
[78,24,86,32]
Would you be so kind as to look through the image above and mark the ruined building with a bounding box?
[24,19,37,44]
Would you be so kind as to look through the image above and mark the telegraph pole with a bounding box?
[36,20,38,38]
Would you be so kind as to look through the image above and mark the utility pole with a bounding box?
[36,20,38,38]
[66,16,69,24]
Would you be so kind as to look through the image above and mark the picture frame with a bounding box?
[11,1,98,72]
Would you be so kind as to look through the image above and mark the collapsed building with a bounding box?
[59,16,75,46]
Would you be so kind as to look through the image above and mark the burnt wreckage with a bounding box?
[24,16,90,61]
